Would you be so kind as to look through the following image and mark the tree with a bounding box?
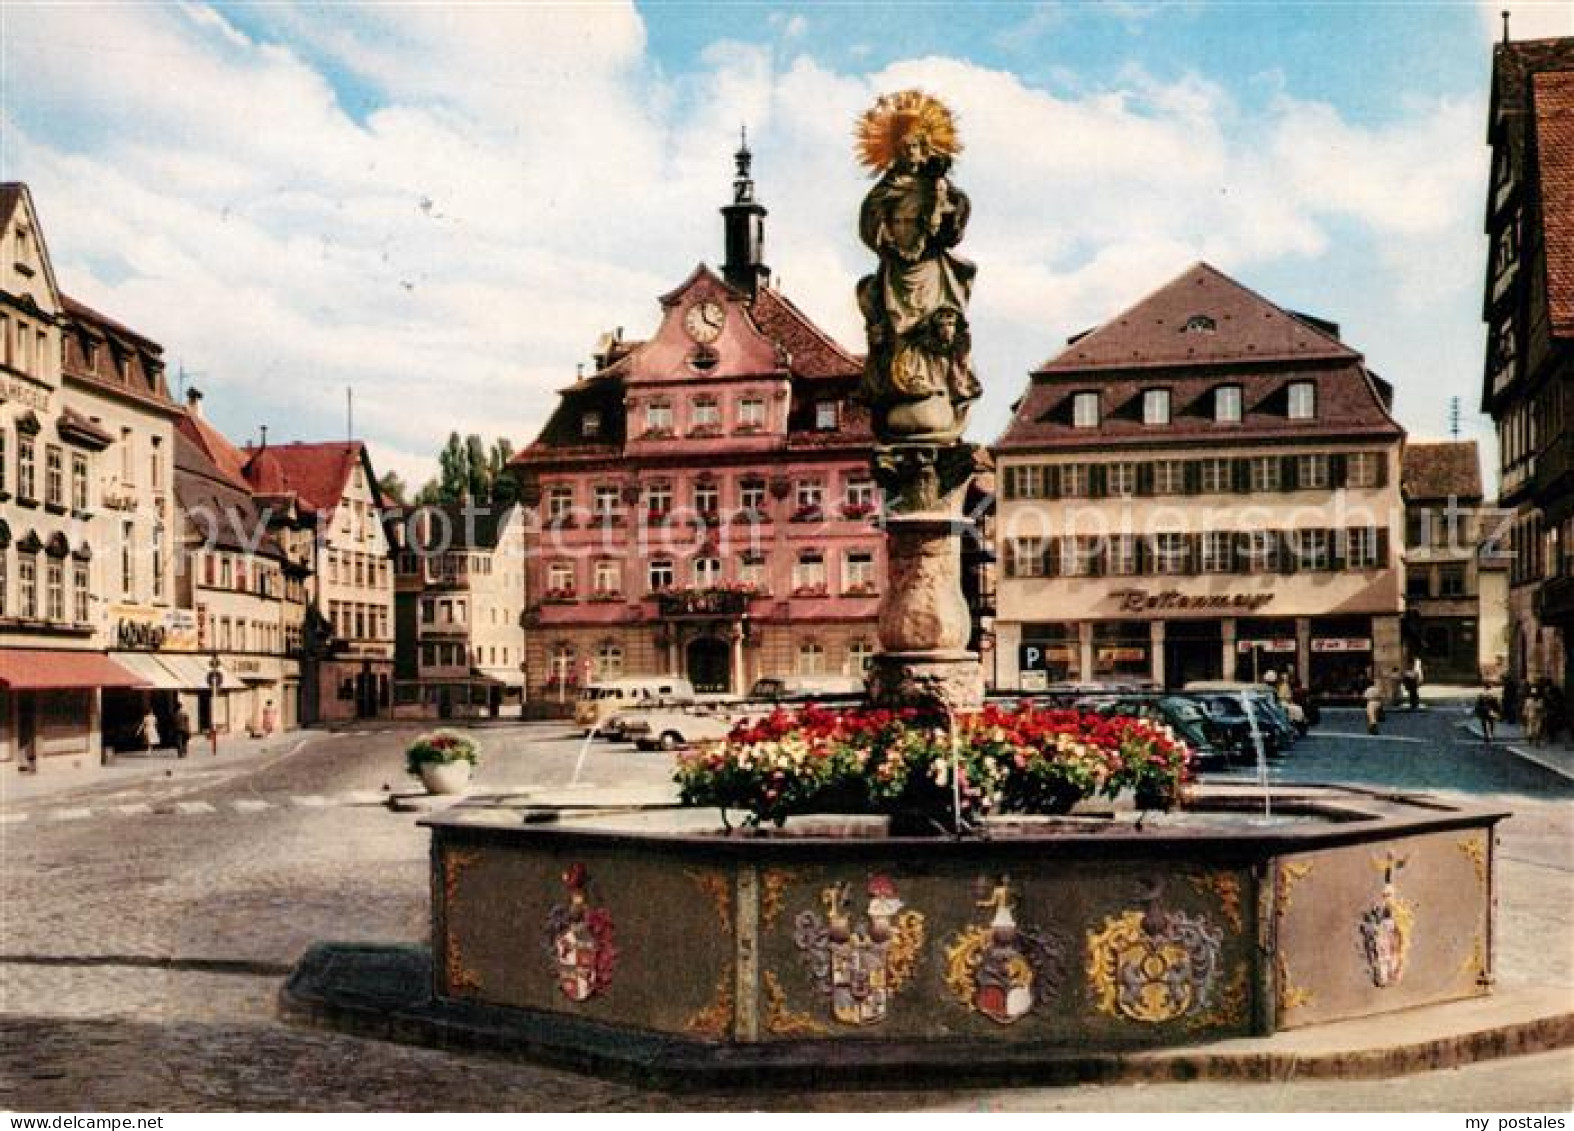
[419,432,520,507]
[377,470,409,506]
[488,438,519,507]
[465,434,488,502]
[436,432,468,502]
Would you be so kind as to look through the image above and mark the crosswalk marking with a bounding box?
[231,799,271,813]
[0,811,29,824]
[116,804,153,816]
[292,795,330,808]
[53,808,93,821]
[174,801,217,815]
[341,791,385,805]
[16,789,427,824]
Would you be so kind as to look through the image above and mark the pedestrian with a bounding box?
[261,699,277,736]
[1403,657,1423,711]
[1277,668,1295,707]
[137,708,160,754]
[1474,686,1499,745]
[1523,688,1546,747]
[173,703,192,759]
[1364,680,1383,735]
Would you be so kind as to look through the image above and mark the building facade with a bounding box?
[512,146,882,704]
[244,441,395,722]
[993,263,1407,701]
[0,184,149,770]
[1480,34,1574,702]
[391,502,527,717]
[1401,440,1501,684]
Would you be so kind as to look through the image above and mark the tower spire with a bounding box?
[722,127,769,297]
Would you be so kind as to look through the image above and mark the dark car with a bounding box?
[1072,694,1230,769]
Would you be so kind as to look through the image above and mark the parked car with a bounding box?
[1188,689,1296,757]
[746,675,865,703]
[626,706,736,751]
[573,678,696,732]
[1070,693,1230,768]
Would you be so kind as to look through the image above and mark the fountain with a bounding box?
[281,93,1508,1087]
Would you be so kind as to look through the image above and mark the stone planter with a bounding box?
[418,760,473,795]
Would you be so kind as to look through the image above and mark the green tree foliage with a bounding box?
[377,470,409,506]
[415,433,520,507]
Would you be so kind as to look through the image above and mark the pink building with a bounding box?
[512,144,882,699]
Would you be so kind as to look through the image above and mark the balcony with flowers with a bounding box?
[654,582,765,619]
[541,586,578,604]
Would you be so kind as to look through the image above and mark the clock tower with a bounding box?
[721,131,770,298]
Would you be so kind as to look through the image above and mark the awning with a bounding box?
[110,651,187,691]
[0,650,149,691]
[158,654,246,692]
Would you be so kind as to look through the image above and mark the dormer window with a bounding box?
[1214,385,1242,423]
[581,411,602,439]
[1072,391,1100,429]
[1287,381,1316,420]
[815,401,839,431]
[1183,315,1216,334]
[82,337,99,370]
[1142,388,1171,426]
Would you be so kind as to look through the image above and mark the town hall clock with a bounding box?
[683,300,726,344]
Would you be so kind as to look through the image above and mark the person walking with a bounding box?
[1403,657,1423,710]
[1474,686,1499,745]
[137,708,160,754]
[173,703,192,759]
[1523,687,1546,747]
[1364,679,1383,735]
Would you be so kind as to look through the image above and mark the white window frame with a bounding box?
[1072,392,1100,429]
[1143,388,1171,426]
[1288,382,1316,420]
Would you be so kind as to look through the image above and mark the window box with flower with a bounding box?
[791,584,829,598]
[840,501,880,521]
[588,590,624,603]
[843,581,878,597]
[542,587,578,604]
[790,505,825,524]
[640,427,675,441]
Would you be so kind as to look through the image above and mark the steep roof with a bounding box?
[238,441,369,517]
[749,286,862,379]
[173,430,287,560]
[1035,263,1359,373]
[177,409,252,490]
[1402,440,1484,502]
[391,502,518,552]
[1533,68,1574,338]
[60,293,176,412]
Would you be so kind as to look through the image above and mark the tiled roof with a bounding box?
[1534,69,1574,338]
[0,184,21,231]
[392,502,517,552]
[1402,440,1483,502]
[1035,263,1358,373]
[177,410,252,490]
[749,287,862,379]
[173,431,287,559]
[238,441,365,517]
[60,293,175,410]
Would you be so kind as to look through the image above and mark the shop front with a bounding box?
[1233,618,1300,683]
[1017,622,1078,690]
[1309,616,1376,701]
[0,650,146,770]
[1092,621,1152,683]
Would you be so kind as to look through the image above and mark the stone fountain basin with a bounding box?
[421,784,1504,1058]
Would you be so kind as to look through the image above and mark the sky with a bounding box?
[4,0,1573,492]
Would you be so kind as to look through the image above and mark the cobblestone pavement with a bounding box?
[2,715,1570,1111]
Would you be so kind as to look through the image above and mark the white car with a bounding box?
[626,707,737,751]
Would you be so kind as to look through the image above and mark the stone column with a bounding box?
[866,444,983,712]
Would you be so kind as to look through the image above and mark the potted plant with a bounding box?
[406,729,480,795]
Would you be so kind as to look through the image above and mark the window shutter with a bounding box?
[1136,536,1152,575]
[1046,465,1062,500]
[1233,532,1249,574]
[1233,458,1251,494]
[1375,453,1390,488]
[1090,538,1106,577]
[1044,538,1061,577]
[1089,464,1107,498]
[1279,530,1298,574]
[1331,453,1348,489]
[1329,528,1346,572]
[1002,468,1017,501]
[1281,455,1298,492]
[1003,542,1018,579]
[1136,462,1155,497]
[1183,461,1201,495]
[1376,526,1390,569]
[1187,533,1201,574]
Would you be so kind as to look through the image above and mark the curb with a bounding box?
[278,943,1574,1092]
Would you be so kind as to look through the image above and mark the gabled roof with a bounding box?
[238,441,376,518]
[173,430,287,560]
[60,293,176,412]
[0,182,63,317]
[1402,440,1484,502]
[390,502,520,552]
[177,409,252,491]
[1035,263,1360,374]
[1533,69,1574,338]
[750,287,862,379]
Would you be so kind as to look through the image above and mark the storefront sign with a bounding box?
[1018,643,1075,670]
[1019,670,1048,691]
[1311,638,1372,653]
[1110,589,1273,615]
[1097,647,1148,663]
[0,376,50,411]
[110,605,199,652]
[231,657,263,674]
[1236,639,1297,654]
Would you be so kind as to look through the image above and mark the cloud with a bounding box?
[1,3,1494,489]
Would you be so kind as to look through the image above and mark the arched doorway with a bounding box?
[686,636,731,694]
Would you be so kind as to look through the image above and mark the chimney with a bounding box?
[721,127,770,298]
[185,386,204,417]
[258,424,269,451]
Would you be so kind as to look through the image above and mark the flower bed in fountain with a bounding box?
[674,704,1192,829]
